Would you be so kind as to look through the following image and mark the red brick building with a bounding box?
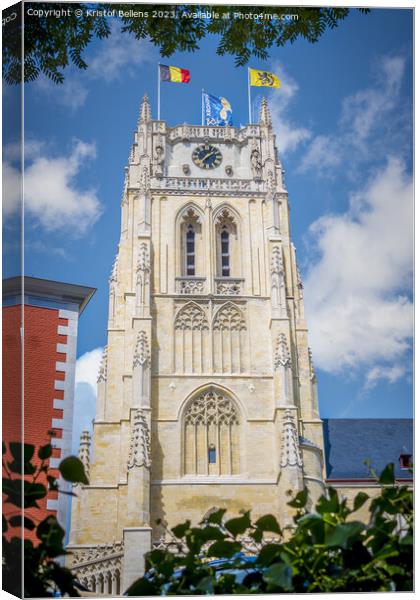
[3,276,95,533]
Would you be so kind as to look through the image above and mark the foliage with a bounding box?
[126,463,412,595]
[3,4,370,84]
[2,440,89,597]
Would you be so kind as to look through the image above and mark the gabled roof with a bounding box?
[323,419,413,481]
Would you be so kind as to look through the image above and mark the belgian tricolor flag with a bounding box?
[159,64,190,83]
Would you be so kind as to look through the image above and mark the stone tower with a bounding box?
[68,95,325,594]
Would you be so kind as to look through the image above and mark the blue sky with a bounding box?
[3,5,413,449]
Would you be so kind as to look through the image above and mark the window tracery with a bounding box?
[212,303,247,373]
[174,303,209,373]
[215,207,239,278]
[180,207,202,277]
[183,389,240,475]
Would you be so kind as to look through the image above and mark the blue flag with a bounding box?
[203,92,233,126]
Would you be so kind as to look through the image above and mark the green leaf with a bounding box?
[379,463,395,485]
[400,533,413,546]
[171,520,191,539]
[224,512,251,536]
[196,575,214,594]
[37,516,65,557]
[47,475,59,491]
[352,492,370,512]
[59,456,89,485]
[9,515,35,530]
[255,514,281,534]
[325,522,365,549]
[38,444,52,460]
[125,577,157,596]
[207,540,242,558]
[316,487,340,514]
[257,543,282,566]
[287,488,308,508]
[263,562,292,590]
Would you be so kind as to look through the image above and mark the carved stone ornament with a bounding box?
[109,255,118,285]
[267,170,275,192]
[175,303,209,331]
[97,346,108,383]
[259,97,272,127]
[215,279,242,295]
[270,246,283,276]
[274,333,291,369]
[213,303,246,331]
[78,430,91,481]
[154,144,165,177]
[308,348,316,382]
[183,164,191,175]
[127,408,151,469]
[185,390,239,426]
[139,166,150,193]
[133,331,151,368]
[250,146,262,179]
[225,165,233,177]
[139,93,151,124]
[296,265,304,289]
[215,208,237,234]
[136,243,150,280]
[178,277,205,294]
[280,409,303,469]
[69,540,124,594]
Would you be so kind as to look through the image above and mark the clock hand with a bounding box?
[202,151,215,163]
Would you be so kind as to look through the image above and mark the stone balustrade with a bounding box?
[150,176,266,195]
[68,542,123,595]
[215,278,244,295]
[176,277,206,294]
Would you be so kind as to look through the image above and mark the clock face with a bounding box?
[192,144,222,170]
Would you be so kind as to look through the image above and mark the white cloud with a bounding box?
[364,364,407,390]
[73,348,103,453]
[305,157,413,383]
[34,22,156,109]
[21,139,101,233]
[75,347,103,393]
[35,75,89,111]
[2,161,21,218]
[299,56,407,175]
[88,22,155,83]
[268,63,312,155]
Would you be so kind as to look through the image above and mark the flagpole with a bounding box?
[201,89,204,126]
[248,68,252,124]
[157,63,161,120]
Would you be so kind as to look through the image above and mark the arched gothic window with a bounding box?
[180,207,202,277]
[186,225,195,275]
[174,303,209,373]
[220,227,230,277]
[212,303,247,373]
[183,389,240,476]
[215,208,239,278]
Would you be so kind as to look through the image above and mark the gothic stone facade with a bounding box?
[68,96,325,593]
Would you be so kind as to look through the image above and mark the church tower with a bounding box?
[68,95,325,594]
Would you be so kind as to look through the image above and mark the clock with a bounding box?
[192,144,222,170]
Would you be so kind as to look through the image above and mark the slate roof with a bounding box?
[322,419,413,480]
